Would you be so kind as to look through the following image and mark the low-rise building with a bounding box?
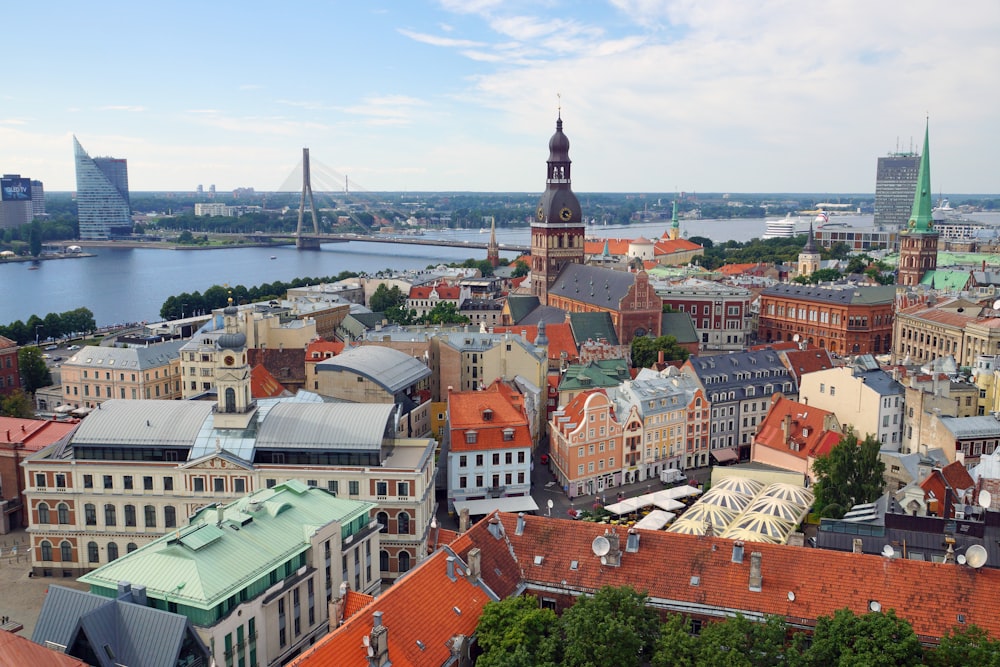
[751,395,843,483]
[655,278,754,351]
[0,335,21,397]
[78,480,380,667]
[549,389,623,498]
[0,416,79,532]
[406,281,470,318]
[58,340,184,409]
[445,381,532,511]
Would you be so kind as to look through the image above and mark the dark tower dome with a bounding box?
[223,304,239,316]
[548,116,571,160]
[218,331,246,350]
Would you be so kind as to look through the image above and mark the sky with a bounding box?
[4,1,1000,194]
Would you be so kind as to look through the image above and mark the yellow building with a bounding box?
[58,340,184,408]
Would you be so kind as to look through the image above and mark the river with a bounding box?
[4,212,997,327]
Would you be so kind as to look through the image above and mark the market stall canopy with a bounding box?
[745,496,808,523]
[700,487,753,513]
[604,497,646,515]
[713,476,765,496]
[668,517,713,535]
[634,509,675,531]
[680,503,737,527]
[719,526,781,544]
[760,483,814,508]
[660,485,703,500]
[452,496,539,517]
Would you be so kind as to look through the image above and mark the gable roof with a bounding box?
[448,381,531,453]
[247,347,306,385]
[760,284,896,306]
[408,281,462,300]
[0,628,88,667]
[653,238,703,254]
[660,312,699,344]
[548,263,637,309]
[558,360,631,393]
[755,396,841,460]
[492,322,577,363]
[0,417,79,451]
[250,363,291,398]
[567,311,619,346]
[780,348,836,383]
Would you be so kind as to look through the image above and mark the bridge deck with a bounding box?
[267,233,528,253]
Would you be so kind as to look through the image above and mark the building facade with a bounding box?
[0,174,35,229]
[655,278,755,351]
[73,136,131,240]
[0,335,20,397]
[758,284,896,356]
[874,152,919,229]
[549,390,623,498]
[530,114,585,304]
[57,340,184,409]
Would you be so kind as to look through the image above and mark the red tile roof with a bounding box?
[939,461,976,490]
[492,322,577,363]
[584,238,631,256]
[553,389,608,438]
[343,590,374,621]
[483,512,1000,642]
[305,339,344,361]
[755,396,841,460]
[290,549,496,667]
[409,281,462,300]
[0,335,16,350]
[448,381,531,453]
[250,364,288,398]
[0,417,79,452]
[0,630,88,666]
[718,263,759,276]
[781,348,836,380]
[654,238,703,254]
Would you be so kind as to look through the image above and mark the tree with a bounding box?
[511,259,529,278]
[694,614,786,667]
[560,586,661,667]
[0,390,35,418]
[369,283,405,313]
[796,608,923,667]
[18,346,51,394]
[928,625,1000,667]
[812,430,885,518]
[688,236,714,249]
[651,614,697,667]
[422,302,469,325]
[476,595,560,667]
[631,335,690,369]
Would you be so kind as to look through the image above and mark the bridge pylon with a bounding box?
[295,147,320,250]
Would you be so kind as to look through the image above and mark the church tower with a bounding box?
[213,300,257,429]
[797,222,821,277]
[668,199,680,240]
[897,121,939,287]
[486,217,500,268]
[530,111,584,304]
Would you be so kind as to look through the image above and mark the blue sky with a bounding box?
[4,1,1000,193]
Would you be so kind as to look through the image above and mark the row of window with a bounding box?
[40,474,369,497]
[457,472,527,489]
[38,539,137,563]
[457,451,526,467]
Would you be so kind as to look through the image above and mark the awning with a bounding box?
[634,509,676,531]
[711,448,739,463]
[605,497,646,515]
[453,496,539,517]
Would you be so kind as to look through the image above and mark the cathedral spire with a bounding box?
[908,119,934,233]
[486,217,500,268]
[803,221,817,253]
[669,199,680,240]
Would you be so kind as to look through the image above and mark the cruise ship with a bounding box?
[762,214,802,239]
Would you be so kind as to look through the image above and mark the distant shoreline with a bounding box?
[50,239,288,251]
[1,252,96,264]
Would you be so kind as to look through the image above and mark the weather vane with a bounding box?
[557,92,561,116]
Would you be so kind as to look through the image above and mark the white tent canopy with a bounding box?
[661,485,703,500]
[452,496,539,517]
[634,509,676,531]
[605,497,646,515]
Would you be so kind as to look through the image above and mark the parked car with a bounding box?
[660,469,687,486]
[44,344,58,351]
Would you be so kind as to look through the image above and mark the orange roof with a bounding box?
[0,630,88,666]
[718,263,759,276]
[755,396,841,460]
[0,335,16,350]
[553,389,608,438]
[492,322,577,363]
[654,238,702,254]
[0,417,79,452]
[343,589,374,621]
[584,238,631,256]
[642,260,658,271]
[782,348,836,379]
[409,281,462,300]
[448,381,531,452]
[305,339,344,361]
[290,549,495,667]
[510,275,527,288]
[921,461,975,494]
[480,511,1000,642]
[250,364,288,398]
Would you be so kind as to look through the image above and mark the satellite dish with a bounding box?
[547,499,554,509]
[869,600,882,613]
[881,544,895,558]
[979,489,992,509]
[367,646,375,658]
[787,591,796,602]
[362,636,370,647]
[591,535,611,557]
[966,544,988,569]
[992,299,1000,311]
[958,554,968,565]
[792,334,800,342]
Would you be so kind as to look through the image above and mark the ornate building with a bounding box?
[530,113,585,304]
[897,122,939,287]
[797,222,821,277]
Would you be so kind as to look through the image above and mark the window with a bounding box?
[163,477,174,491]
[327,480,338,495]
[476,454,484,466]
[397,481,409,496]
[398,512,410,534]
[492,453,500,465]
[266,479,276,489]
[60,541,72,562]
[123,475,133,490]
[376,481,388,496]
[380,550,390,572]
[83,474,93,489]
[235,479,246,494]
[214,477,225,492]
[107,542,119,562]
[87,542,99,563]
[57,503,69,524]
[193,478,205,492]
[143,476,153,491]
[103,475,113,490]
[37,503,50,524]
[144,505,156,528]
[124,505,136,527]
[104,504,117,526]
[459,476,467,489]
[465,431,477,444]
[459,455,467,468]
[164,506,176,528]
[399,551,411,572]
[349,480,360,495]
[41,541,52,561]
[829,386,836,396]
[505,452,513,465]
[55,473,66,488]
[85,503,96,526]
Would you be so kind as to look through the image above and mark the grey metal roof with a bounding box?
[855,369,905,396]
[761,283,896,306]
[65,339,185,370]
[255,402,395,450]
[33,585,201,667]
[686,350,794,403]
[549,263,636,308]
[316,345,430,394]
[940,415,1000,439]
[516,305,567,326]
[70,400,214,447]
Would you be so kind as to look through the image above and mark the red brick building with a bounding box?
[758,284,896,356]
[0,336,20,397]
[0,417,80,531]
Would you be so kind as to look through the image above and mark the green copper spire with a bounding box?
[908,120,934,233]
[671,199,679,230]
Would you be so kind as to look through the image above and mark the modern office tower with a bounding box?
[73,136,132,239]
[874,152,919,229]
[0,174,33,229]
[30,179,45,218]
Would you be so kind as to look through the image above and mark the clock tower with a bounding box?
[213,300,257,429]
[531,112,585,304]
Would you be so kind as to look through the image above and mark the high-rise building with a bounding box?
[73,136,132,239]
[874,152,919,229]
[897,122,938,287]
[530,113,584,304]
[30,179,45,218]
[0,174,34,229]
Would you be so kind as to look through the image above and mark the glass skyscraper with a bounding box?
[74,136,132,239]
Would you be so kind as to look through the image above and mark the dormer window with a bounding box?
[466,431,478,444]
[503,428,515,441]
[483,409,493,422]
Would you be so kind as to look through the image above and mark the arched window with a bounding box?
[380,550,389,572]
[37,503,50,524]
[124,504,136,527]
[107,542,119,562]
[144,505,156,528]
[225,387,236,413]
[87,542,99,563]
[40,540,52,561]
[60,541,72,562]
[398,551,411,573]
[57,503,70,525]
[397,512,410,535]
[164,506,176,528]
[377,511,389,534]
[85,503,96,526]
[127,542,138,553]
[104,504,116,526]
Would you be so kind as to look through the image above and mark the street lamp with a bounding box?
[35,324,41,346]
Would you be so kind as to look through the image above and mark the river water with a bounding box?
[4,212,997,327]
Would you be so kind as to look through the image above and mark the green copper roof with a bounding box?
[907,120,934,233]
[919,269,970,291]
[671,199,679,229]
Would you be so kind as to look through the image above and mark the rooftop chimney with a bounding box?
[369,611,390,667]
[116,581,131,599]
[603,529,622,567]
[459,508,471,533]
[626,528,640,553]
[487,515,504,540]
[781,414,792,442]
[446,556,456,581]
[515,512,526,536]
[131,584,147,606]
[467,548,481,582]
[852,538,863,554]
[749,552,763,592]
[217,504,225,525]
